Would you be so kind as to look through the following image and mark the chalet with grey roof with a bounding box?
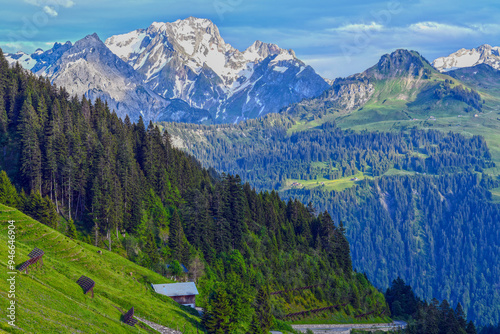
[151,282,199,308]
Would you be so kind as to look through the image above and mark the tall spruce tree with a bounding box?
[18,98,42,193]
[203,288,234,334]
[0,170,18,207]
[168,210,184,260]
[249,286,273,334]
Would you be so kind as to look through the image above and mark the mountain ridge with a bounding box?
[105,17,329,123]
[5,17,329,124]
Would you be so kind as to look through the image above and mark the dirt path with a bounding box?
[135,316,183,334]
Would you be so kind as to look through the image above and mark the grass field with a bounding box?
[490,187,500,203]
[383,168,417,177]
[0,204,201,333]
[281,172,370,192]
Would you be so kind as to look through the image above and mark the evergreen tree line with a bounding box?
[162,119,493,191]
[435,80,483,111]
[385,277,478,334]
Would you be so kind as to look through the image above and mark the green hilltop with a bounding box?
[285,49,500,165]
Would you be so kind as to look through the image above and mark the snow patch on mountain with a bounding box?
[433,44,500,72]
[5,52,37,70]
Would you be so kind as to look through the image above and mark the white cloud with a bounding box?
[332,22,384,33]
[408,21,477,37]
[24,0,75,9]
[43,6,58,17]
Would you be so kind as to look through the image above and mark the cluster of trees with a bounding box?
[0,170,58,228]
[0,49,387,332]
[435,80,483,111]
[385,277,477,334]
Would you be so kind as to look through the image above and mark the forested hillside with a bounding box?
[161,99,500,325]
[163,119,493,190]
[0,48,389,332]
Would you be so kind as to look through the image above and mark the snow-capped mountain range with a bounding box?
[5,17,329,124]
[432,44,500,72]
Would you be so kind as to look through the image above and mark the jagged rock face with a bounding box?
[326,77,375,111]
[366,49,426,79]
[105,17,329,123]
[285,49,434,115]
[433,44,500,72]
[292,76,374,114]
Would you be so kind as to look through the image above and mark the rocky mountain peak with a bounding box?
[368,49,428,79]
[244,41,283,60]
[71,33,104,51]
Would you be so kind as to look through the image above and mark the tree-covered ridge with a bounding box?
[0,49,388,332]
[162,119,493,191]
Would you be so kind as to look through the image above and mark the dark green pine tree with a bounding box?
[335,221,352,273]
[143,230,159,268]
[425,299,441,334]
[41,194,58,228]
[455,303,467,331]
[0,170,18,207]
[439,299,459,334]
[18,97,42,193]
[249,286,273,334]
[465,321,476,334]
[226,174,246,249]
[168,210,185,261]
[203,288,234,334]
[67,219,78,239]
[35,94,48,137]
[319,211,335,253]
[0,67,8,144]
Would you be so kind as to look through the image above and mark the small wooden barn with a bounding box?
[151,282,199,308]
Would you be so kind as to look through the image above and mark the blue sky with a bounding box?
[0,0,499,78]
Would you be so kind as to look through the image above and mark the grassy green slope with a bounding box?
[0,204,201,333]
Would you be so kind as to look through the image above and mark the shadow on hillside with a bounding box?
[172,309,203,332]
